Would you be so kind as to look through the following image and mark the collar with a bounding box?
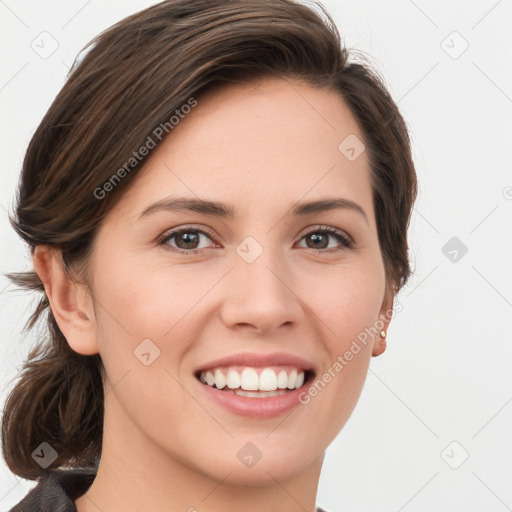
[9,466,97,512]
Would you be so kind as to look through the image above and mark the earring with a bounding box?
[379,330,386,343]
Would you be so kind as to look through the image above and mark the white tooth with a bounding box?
[233,389,290,398]
[295,371,304,389]
[277,370,288,389]
[214,369,226,389]
[259,368,277,391]
[286,369,298,389]
[205,371,215,386]
[199,371,207,383]
[226,370,241,389]
[240,368,259,390]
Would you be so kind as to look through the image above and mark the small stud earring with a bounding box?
[379,330,386,342]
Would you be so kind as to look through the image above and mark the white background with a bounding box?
[1,1,511,511]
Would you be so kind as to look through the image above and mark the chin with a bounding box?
[192,436,322,486]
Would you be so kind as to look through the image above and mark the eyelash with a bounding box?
[157,224,354,255]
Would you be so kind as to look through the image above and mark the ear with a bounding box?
[33,245,99,355]
[371,283,395,357]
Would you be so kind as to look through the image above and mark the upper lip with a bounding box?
[195,352,316,375]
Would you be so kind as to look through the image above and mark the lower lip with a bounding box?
[196,377,311,418]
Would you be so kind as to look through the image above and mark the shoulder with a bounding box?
[8,466,97,512]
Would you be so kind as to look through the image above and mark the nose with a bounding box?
[219,242,304,334]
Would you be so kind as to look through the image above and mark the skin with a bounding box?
[34,77,394,512]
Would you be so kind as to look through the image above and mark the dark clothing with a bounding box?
[8,467,329,511]
[8,467,97,512]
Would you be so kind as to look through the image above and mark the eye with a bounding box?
[296,226,353,252]
[158,225,218,254]
[158,224,353,255]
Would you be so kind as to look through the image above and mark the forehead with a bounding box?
[109,77,373,224]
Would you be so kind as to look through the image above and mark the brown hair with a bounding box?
[2,0,417,480]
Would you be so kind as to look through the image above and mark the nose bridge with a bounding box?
[237,234,291,299]
[220,234,302,331]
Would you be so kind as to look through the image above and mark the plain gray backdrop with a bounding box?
[1,1,511,510]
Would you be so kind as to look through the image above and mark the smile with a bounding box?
[195,365,314,418]
[197,366,307,392]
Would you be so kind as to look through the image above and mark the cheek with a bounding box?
[299,260,384,429]
[93,250,205,336]
[303,271,380,437]
[91,260,198,435]
[302,257,385,341]
[91,254,214,390]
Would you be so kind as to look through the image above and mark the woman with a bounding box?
[2,0,417,510]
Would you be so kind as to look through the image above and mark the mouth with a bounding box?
[194,366,315,398]
[192,352,317,417]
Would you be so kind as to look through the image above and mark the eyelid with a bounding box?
[157,224,218,249]
[157,223,354,253]
[297,224,354,251]
[298,224,353,242]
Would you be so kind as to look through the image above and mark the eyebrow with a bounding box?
[139,196,369,225]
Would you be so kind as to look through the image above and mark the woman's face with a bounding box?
[82,77,392,484]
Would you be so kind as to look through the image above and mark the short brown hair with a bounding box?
[2,0,417,480]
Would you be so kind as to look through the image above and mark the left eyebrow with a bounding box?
[291,198,369,226]
[139,196,369,226]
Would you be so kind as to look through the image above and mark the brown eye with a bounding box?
[298,227,353,252]
[159,226,217,254]
[158,225,353,256]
